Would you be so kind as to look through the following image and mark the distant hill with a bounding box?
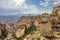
[0,14,38,24]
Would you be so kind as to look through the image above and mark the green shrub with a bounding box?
[57,28,60,32]
[57,32,60,35]
[57,24,60,27]
[25,24,37,35]
[44,35,54,39]
[36,37,40,40]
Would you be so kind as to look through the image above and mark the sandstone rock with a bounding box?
[0,6,60,40]
[53,6,60,14]
[38,21,53,37]
[33,16,41,27]
[14,25,26,38]
[17,16,32,28]
[52,6,60,23]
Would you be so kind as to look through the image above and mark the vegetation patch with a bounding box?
[36,37,40,40]
[25,24,37,35]
[57,32,60,35]
[44,35,54,39]
[57,24,60,27]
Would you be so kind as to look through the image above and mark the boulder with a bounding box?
[15,25,26,38]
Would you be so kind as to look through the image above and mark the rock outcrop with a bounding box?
[0,6,60,40]
[17,16,32,28]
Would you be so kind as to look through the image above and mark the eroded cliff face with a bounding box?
[52,6,60,23]
[53,6,60,14]
[17,16,32,28]
[0,6,60,40]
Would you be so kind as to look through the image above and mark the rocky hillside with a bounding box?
[0,6,60,40]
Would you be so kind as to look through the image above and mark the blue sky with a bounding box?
[0,0,60,15]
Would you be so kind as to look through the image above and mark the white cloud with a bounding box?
[0,0,26,9]
[0,0,42,14]
[53,1,60,5]
[19,5,42,14]
[13,0,25,6]
[40,0,49,7]
[49,0,60,5]
[19,5,51,14]
[0,0,52,15]
[40,0,60,7]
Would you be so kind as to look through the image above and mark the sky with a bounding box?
[0,0,60,15]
